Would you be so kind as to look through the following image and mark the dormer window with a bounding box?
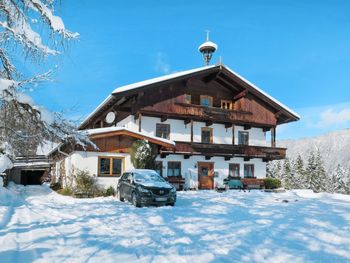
[200,95,213,107]
[221,100,233,110]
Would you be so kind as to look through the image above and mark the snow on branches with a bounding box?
[267,149,350,195]
[0,0,92,167]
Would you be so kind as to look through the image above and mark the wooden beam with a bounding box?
[138,113,142,132]
[205,156,212,160]
[244,157,251,162]
[161,116,168,122]
[263,127,271,132]
[184,154,191,159]
[233,88,248,102]
[216,75,239,92]
[244,125,251,130]
[184,118,191,125]
[224,156,231,161]
[225,123,232,129]
[206,120,213,127]
[202,72,220,83]
[190,120,194,143]
[271,127,276,148]
[160,153,168,159]
[232,125,235,145]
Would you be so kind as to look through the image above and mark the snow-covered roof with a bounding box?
[112,65,215,95]
[80,64,299,128]
[36,141,59,156]
[86,126,176,146]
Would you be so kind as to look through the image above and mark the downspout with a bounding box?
[57,144,69,157]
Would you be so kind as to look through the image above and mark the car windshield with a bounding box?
[134,171,165,183]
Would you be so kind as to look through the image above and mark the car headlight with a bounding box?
[170,187,176,193]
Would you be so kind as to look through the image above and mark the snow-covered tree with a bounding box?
[328,164,348,194]
[130,140,158,169]
[281,158,293,189]
[306,150,327,192]
[293,154,306,189]
[0,0,91,172]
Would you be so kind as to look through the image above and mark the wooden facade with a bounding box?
[79,65,298,131]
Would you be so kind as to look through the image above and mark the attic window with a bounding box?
[221,100,233,110]
[200,95,213,107]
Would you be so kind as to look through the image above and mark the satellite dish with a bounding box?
[105,112,116,124]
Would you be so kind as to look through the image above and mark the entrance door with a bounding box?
[198,162,214,189]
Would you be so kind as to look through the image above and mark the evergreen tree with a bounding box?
[314,150,327,192]
[329,164,347,194]
[294,154,306,189]
[130,140,158,169]
[305,150,316,190]
[282,158,293,189]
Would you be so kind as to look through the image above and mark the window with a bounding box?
[155,161,163,177]
[98,157,123,177]
[201,127,213,143]
[229,163,240,177]
[156,123,170,139]
[167,162,181,176]
[200,95,213,107]
[184,94,191,104]
[238,131,249,145]
[244,164,254,178]
[221,100,233,110]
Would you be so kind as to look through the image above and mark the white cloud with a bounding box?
[316,108,350,128]
[154,52,170,74]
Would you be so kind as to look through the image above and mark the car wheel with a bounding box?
[132,192,141,207]
[117,189,124,202]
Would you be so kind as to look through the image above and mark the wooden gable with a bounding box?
[80,65,299,130]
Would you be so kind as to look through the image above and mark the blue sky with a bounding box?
[27,0,350,140]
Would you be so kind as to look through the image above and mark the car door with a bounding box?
[124,173,134,201]
[119,173,129,198]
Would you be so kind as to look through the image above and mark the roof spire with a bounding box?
[198,31,218,66]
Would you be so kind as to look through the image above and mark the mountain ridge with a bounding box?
[277,128,350,172]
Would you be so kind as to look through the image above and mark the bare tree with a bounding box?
[0,0,92,171]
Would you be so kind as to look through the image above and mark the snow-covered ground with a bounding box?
[1,184,350,263]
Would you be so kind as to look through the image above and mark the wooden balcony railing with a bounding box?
[142,102,276,126]
[161,142,286,161]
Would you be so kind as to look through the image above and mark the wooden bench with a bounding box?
[240,178,265,189]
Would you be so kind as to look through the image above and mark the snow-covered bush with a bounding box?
[74,170,103,197]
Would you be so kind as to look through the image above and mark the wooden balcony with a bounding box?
[160,142,286,161]
[141,102,276,127]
